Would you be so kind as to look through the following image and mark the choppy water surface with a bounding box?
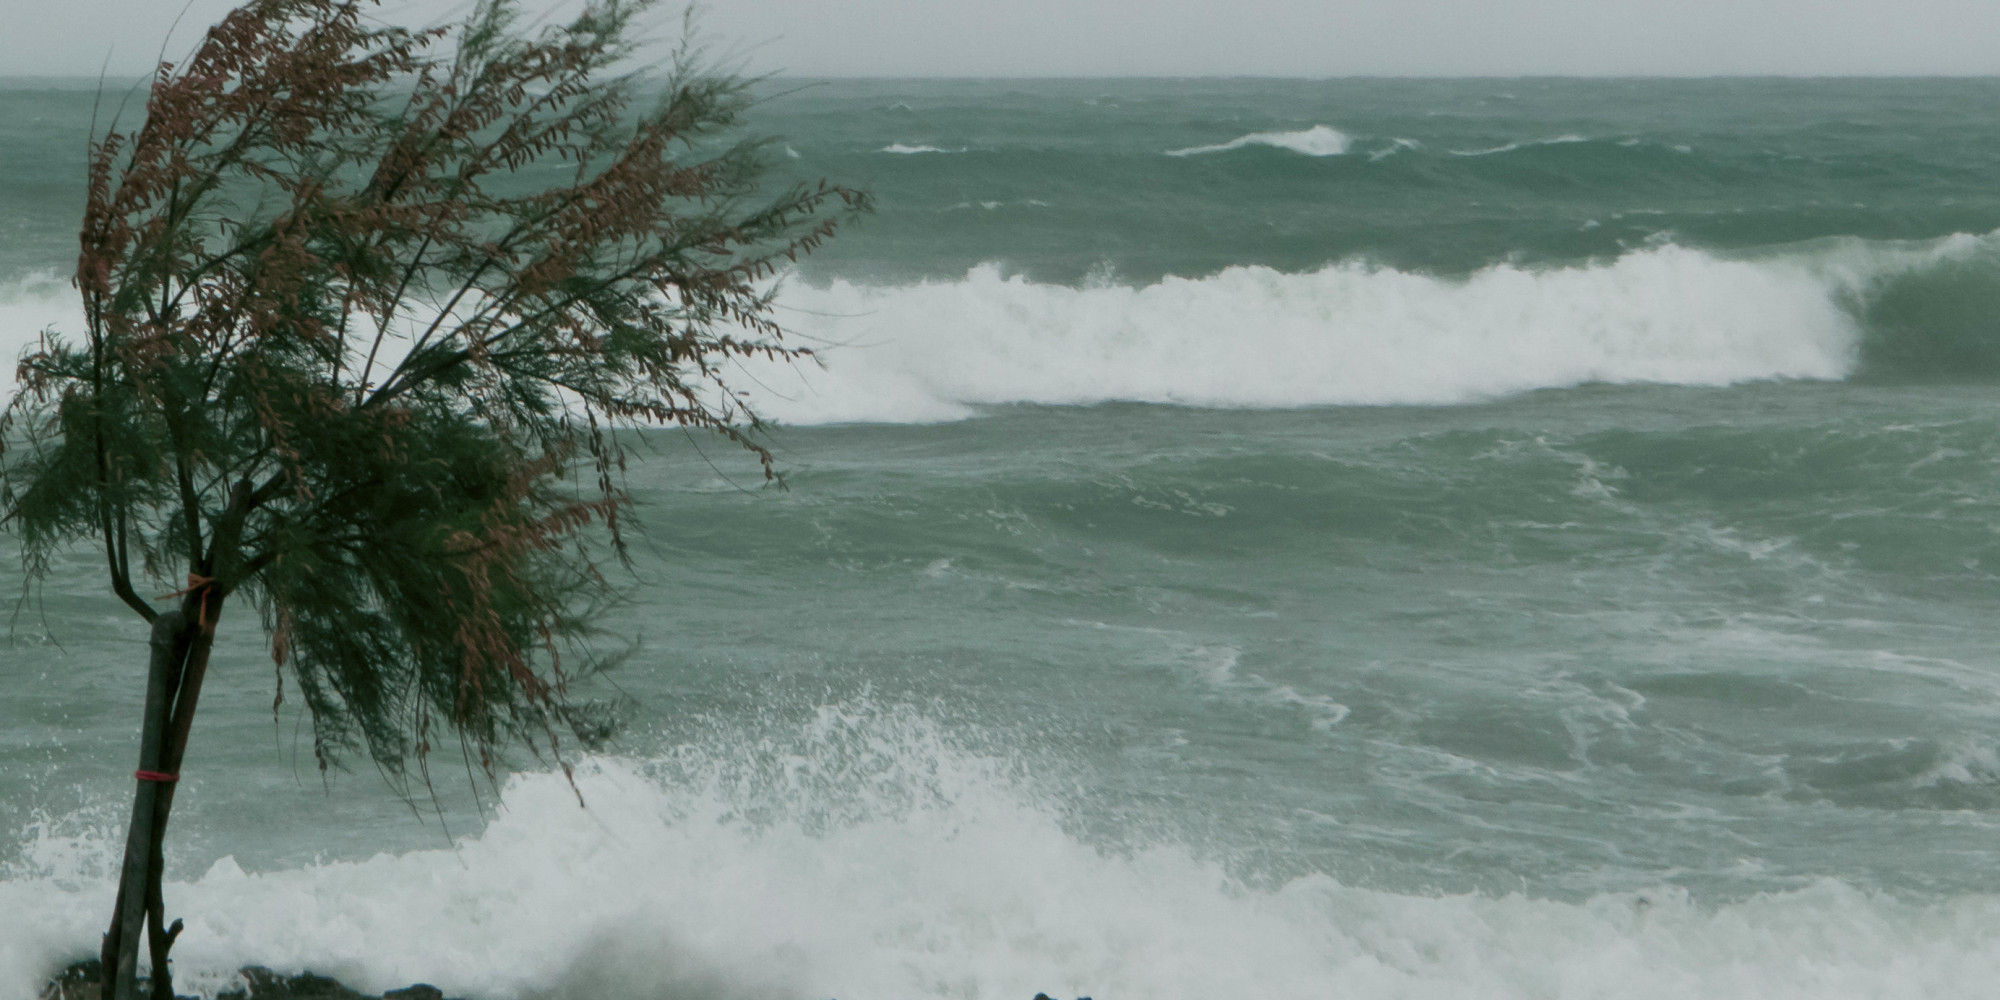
[6,77,2000,999]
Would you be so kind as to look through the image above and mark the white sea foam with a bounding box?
[7,236,1987,427]
[1368,138,1422,161]
[1452,134,1589,157]
[879,143,959,154]
[0,271,71,395]
[1166,125,1351,157]
[739,237,1987,425]
[1173,643,1351,730]
[9,706,2000,1000]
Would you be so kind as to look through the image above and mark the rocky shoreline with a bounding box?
[42,962,450,1000]
[43,962,1094,1000]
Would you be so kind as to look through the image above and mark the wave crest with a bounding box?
[1451,134,1589,157]
[0,271,72,394]
[9,704,2000,1000]
[740,238,1992,425]
[1167,125,1351,158]
[14,236,1997,426]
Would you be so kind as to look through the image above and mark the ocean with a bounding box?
[7,75,2000,998]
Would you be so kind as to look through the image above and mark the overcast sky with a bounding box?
[5,0,2000,77]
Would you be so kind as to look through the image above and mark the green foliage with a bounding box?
[0,0,864,785]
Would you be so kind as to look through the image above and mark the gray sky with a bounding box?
[5,0,2000,77]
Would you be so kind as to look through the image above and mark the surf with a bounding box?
[9,704,2000,1000]
[738,234,1997,425]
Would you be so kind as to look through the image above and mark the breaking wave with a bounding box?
[0,271,68,394]
[1452,134,1590,157]
[8,703,2000,1000]
[12,233,2000,426]
[1167,125,1351,158]
[740,234,1997,425]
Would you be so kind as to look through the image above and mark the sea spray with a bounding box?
[15,77,2000,1000]
[742,236,1992,425]
[9,703,2000,1000]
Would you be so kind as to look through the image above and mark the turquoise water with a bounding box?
[7,78,2000,999]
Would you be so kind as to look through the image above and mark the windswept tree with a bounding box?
[0,1,862,997]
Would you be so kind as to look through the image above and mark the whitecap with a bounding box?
[12,733,2000,1000]
[1368,138,1423,161]
[1451,134,1589,157]
[731,235,1996,425]
[0,270,75,395]
[1166,124,1351,158]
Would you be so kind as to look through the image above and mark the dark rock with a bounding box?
[380,984,444,1000]
[45,961,459,1000]
[382,988,444,1000]
[39,959,201,1000]
[224,967,373,999]
[39,960,100,1000]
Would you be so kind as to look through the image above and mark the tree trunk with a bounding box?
[143,611,218,1000]
[144,873,172,1000]
[102,612,189,1000]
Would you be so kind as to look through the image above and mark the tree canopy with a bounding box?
[5,0,859,780]
[0,1,862,994]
